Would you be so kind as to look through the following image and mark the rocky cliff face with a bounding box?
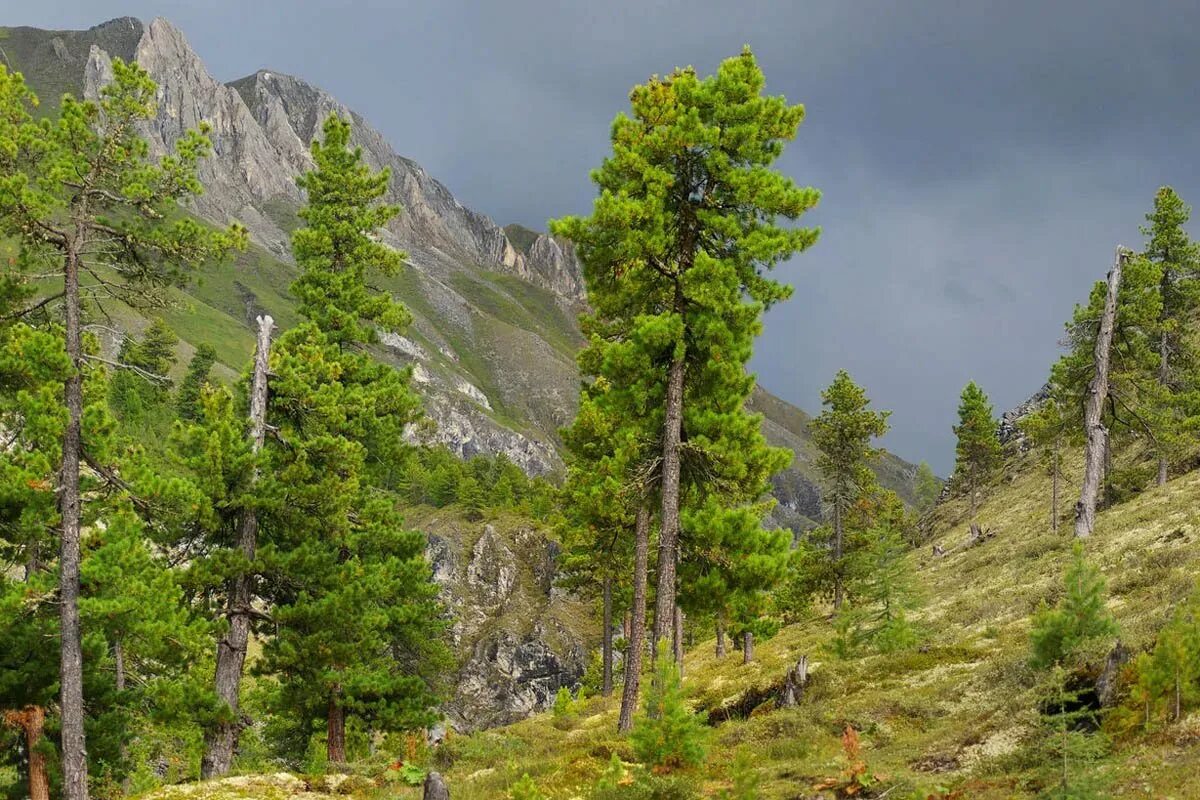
[418,512,590,731]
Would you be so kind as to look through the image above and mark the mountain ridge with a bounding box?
[1,14,922,513]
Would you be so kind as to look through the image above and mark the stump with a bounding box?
[424,771,449,800]
[780,655,809,707]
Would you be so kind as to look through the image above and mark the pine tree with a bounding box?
[1134,590,1200,724]
[912,461,941,515]
[260,113,443,764]
[1049,253,1160,508]
[1028,544,1118,799]
[809,370,889,609]
[109,318,179,421]
[630,641,708,771]
[0,60,242,799]
[1140,187,1200,485]
[1029,543,1118,670]
[952,382,1002,520]
[176,343,218,421]
[553,48,819,651]
[1021,397,1069,533]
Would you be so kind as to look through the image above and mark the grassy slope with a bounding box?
[387,448,1200,799]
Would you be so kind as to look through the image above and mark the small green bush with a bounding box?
[630,641,708,771]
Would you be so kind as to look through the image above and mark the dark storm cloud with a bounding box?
[8,0,1200,472]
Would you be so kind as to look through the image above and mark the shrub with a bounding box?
[630,641,708,771]
[509,773,547,800]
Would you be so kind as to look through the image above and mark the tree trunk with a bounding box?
[715,617,726,658]
[653,343,686,647]
[623,611,631,643]
[969,472,977,521]
[743,631,754,665]
[5,708,50,800]
[60,238,89,800]
[114,638,126,692]
[327,698,347,764]
[673,605,685,675]
[618,506,650,733]
[1075,248,1126,539]
[202,315,274,778]
[832,503,844,611]
[601,577,614,697]
[1051,439,1060,534]
[1158,276,1171,487]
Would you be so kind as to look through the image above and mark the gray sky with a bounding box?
[8,0,1199,473]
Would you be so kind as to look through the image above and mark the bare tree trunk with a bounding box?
[202,315,274,778]
[618,506,650,733]
[623,611,631,643]
[1051,439,1060,534]
[743,631,754,665]
[832,503,844,611]
[114,638,126,692]
[653,344,685,647]
[601,577,613,697]
[1075,248,1126,538]
[60,238,89,800]
[715,617,726,658]
[1158,278,1171,487]
[673,606,685,675]
[327,698,347,764]
[4,708,50,800]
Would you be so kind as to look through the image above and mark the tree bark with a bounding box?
[60,235,89,800]
[715,617,726,658]
[202,315,274,778]
[1051,439,1060,534]
[1075,248,1126,539]
[114,638,126,692]
[1158,271,1171,487]
[601,576,613,697]
[5,708,50,800]
[743,631,754,665]
[618,506,650,733]
[832,503,844,611]
[653,342,686,647]
[327,698,347,764]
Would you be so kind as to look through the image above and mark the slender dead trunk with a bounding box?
[623,611,632,644]
[202,315,274,778]
[601,577,613,697]
[1075,248,1126,538]
[618,506,650,733]
[327,698,347,764]
[1051,439,1060,534]
[60,234,89,800]
[715,617,726,658]
[743,631,754,665]
[653,334,686,647]
[673,606,685,676]
[4,708,50,800]
[832,502,845,611]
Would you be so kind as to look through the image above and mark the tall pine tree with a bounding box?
[952,382,1001,520]
[552,48,819,650]
[0,60,242,800]
[809,370,889,610]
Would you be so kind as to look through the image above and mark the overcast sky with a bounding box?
[8,0,1199,473]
